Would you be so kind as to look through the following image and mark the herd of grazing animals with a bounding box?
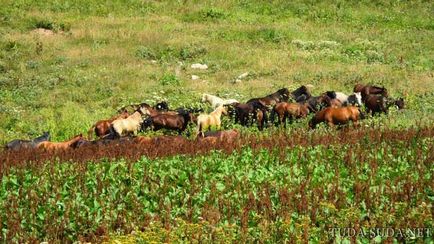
[4,83,405,152]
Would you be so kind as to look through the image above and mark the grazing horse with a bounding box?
[291,85,312,101]
[142,110,192,135]
[302,94,329,113]
[246,88,290,107]
[363,95,405,115]
[309,106,363,129]
[38,134,83,152]
[356,85,388,100]
[202,94,239,109]
[87,110,129,139]
[110,107,147,138]
[196,105,227,137]
[270,102,309,127]
[233,101,268,129]
[5,132,51,151]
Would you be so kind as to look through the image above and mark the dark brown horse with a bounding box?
[355,84,388,99]
[141,110,192,135]
[246,88,290,107]
[87,110,129,139]
[270,102,309,127]
[301,94,328,113]
[233,101,268,129]
[309,106,363,129]
[363,95,405,115]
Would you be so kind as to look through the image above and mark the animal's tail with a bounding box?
[87,124,96,140]
[196,121,203,137]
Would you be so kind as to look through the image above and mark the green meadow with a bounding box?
[1,0,433,142]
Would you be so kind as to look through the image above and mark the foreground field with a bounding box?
[1,127,433,242]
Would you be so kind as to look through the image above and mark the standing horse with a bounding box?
[363,95,405,115]
[246,88,290,107]
[270,102,309,127]
[202,94,239,109]
[233,101,268,129]
[142,110,192,135]
[309,106,363,129]
[196,105,227,137]
[87,110,129,139]
[5,132,51,151]
[109,107,147,138]
[37,134,83,152]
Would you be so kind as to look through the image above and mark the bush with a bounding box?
[159,73,180,86]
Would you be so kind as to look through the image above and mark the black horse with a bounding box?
[5,131,51,151]
[291,85,312,102]
[233,101,268,129]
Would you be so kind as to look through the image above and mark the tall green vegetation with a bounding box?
[1,128,433,242]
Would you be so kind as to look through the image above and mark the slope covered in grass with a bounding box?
[0,0,433,142]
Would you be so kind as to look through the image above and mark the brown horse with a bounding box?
[38,134,83,152]
[87,110,129,139]
[270,102,309,127]
[309,106,363,129]
[142,110,192,135]
[363,95,405,115]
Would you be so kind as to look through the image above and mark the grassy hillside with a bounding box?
[1,0,433,142]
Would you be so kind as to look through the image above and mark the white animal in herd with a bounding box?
[202,93,239,109]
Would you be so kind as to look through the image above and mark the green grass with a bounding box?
[0,0,433,142]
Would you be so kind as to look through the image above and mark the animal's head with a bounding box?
[324,91,336,99]
[396,98,405,109]
[353,84,365,93]
[308,118,316,129]
[278,88,290,100]
[221,106,228,115]
[155,101,169,111]
[42,131,50,139]
[354,92,362,105]
[136,104,150,116]
[201,94,208,102]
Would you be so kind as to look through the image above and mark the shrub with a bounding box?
[159,73,180,86]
